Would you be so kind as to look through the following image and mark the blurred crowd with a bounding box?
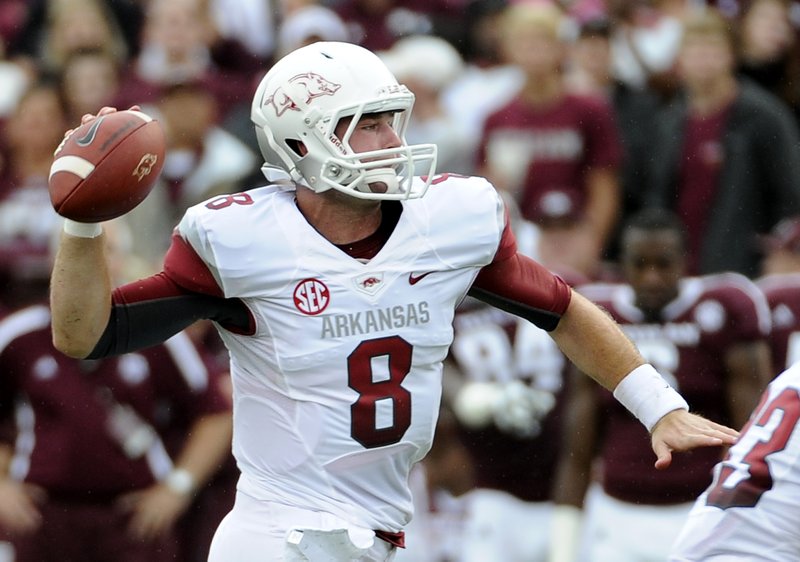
[1,0,800,561]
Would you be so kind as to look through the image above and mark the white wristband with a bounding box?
[613,364,689,433]
[63,218,102,238]
[163,468,196,495]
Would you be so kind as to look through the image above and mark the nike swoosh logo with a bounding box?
[408,271,434,285]
[76,116,105,147]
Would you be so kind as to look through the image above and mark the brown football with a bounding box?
[48,110,166,223]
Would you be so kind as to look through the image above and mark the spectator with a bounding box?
[11,0,129,77]
[477,2,623,278]
[0,81,67,303]
[607,0,686,100]
[0,220,234,562]
[552,208,772,561]
[114,0,250,120]
[333,0,457,52]
[276,3,350,58]
[441,0,523,157]
[644,6,800,277]
[565,17,661,266]
[669,360,800,561]
[737,0,800,124]
[58,47,121,125]
[380,35,472,174]
[757,216,800,370]
[206,0,276,75]
[0,1,29,122]
[8,0,143,65]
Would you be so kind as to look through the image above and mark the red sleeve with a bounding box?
[93,234,252,358]
[471,251,572,331]
[163,232,224,297]
[110,233,223,305]
[492,209,518,264]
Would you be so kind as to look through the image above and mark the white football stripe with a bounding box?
[49,155,96,179]
[125,110,153,122]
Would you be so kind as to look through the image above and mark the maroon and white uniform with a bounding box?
[89,175,572,547]
[444,298,571,562]
[450,300,568,503]
[573,274,771,561]
[580,273,771,504]
[670,361,800,561]
[0,304,229,561]
[757,273,800,370]
[477,93,622,223]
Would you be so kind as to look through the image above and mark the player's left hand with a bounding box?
[651,410,739,470]
[117,483,192,541]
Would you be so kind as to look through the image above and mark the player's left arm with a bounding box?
[472,247,739,467]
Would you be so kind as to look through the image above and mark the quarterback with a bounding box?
[49,42,737,561]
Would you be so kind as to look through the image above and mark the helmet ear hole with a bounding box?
[286,139,306,157]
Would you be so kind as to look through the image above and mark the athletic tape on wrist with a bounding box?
[63,219,102,238]
[613,364,689,433]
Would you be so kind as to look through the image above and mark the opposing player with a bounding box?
[551,209,772,562]
[49,42,738,561]
[757,216,800,370]
[670,360,800,561]
[427,214,587,562]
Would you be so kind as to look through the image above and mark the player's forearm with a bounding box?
[50,231,112,358]
[552,290,689,433]
[551,290,643,390]
[164,412,232,496]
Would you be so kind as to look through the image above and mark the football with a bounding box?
[48,110,166,223]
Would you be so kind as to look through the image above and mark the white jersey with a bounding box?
[176,176,506,531]
[670,362,800,561]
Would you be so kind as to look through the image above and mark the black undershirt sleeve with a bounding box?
[87,272,252,359]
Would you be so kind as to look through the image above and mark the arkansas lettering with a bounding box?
[321,302,430,338]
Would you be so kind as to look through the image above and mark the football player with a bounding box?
[757,216,800,370]
[0,221,233,562]
[669,360,800,561]
[551,208,772,562]
[49,42,737,561]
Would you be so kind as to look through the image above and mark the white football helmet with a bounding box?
[251,41,438,200]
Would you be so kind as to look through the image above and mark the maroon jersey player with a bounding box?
[551,208,772,562]
[758,273,800,371]
[758,216,800,371]
[0,304,232,562]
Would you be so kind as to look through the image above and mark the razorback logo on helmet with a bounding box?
[266,73,342,117]
[293,278,330,315]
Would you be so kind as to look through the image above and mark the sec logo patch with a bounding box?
[294,278,330,315]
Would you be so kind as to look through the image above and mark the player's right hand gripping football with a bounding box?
[651,409,739,470]
[50,105,165,224]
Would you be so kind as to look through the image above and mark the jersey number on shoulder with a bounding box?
[706,387,800,509]
[205,193,255,210]
[348,336,412,449]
